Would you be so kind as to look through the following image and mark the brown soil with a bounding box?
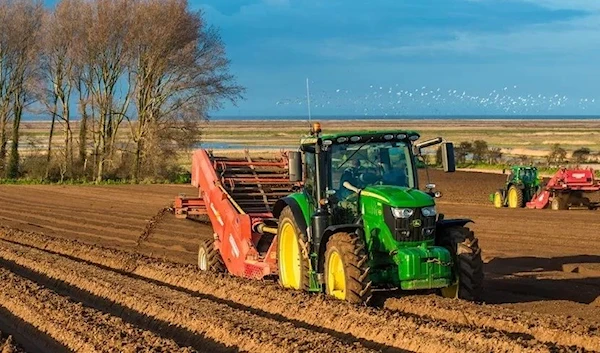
[1,230,597,352]
[0,170,599,352]
[0,333,23,353]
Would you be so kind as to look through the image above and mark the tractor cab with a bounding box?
[273,122,483,303]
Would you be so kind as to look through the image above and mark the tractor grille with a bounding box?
[383,206,436,242]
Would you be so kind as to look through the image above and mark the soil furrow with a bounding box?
[0,267,196,353]
[0,331,27,353]
[382,295,600,351]
[0,228,588,353]
[0,239,380,353]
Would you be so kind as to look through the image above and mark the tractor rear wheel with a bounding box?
[437,226,483,301]
[507,186,524,208]
[198,239,226,272]
[493,191,504,208]
[324,232,372,304]
[277,206,310,291]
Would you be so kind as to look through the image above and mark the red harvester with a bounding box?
[174,149,297,279]
[526,167,600,210]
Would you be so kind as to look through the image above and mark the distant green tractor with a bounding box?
[491,166,540,208]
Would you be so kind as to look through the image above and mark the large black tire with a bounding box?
[437,226,483,301]
[198,239,226,272]
[277,206,310,291]
[507,185,524,208]
[324,232,372,304]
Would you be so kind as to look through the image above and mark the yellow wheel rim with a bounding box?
[508,188,518,208]
[327,250,346,300]
[279,222,301,289]
[441,283,459,299]
[494,192,503,208]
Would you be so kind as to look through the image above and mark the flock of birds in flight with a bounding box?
[274,84,598,115]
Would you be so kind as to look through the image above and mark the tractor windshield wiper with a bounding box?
[338,137,374,170]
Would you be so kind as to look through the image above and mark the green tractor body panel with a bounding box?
[361,185,434,207]
[286,192,312,225]
[359,188,452,289]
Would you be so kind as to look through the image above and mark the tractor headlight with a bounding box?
[391,207,414,219]
[421,206,437,217]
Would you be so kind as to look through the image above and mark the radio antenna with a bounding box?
[306,78,312,125]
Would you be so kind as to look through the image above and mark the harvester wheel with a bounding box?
[551,195,568,210]
[324,232,372,304]
[437,227,483,301]
[277,206,310,291]
[493,191,504,208]
[198,239,225,272]
[507,186,523,208]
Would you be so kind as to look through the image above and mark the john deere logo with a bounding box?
[412,219,422,227]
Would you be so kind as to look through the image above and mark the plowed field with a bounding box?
[0,170,599,352]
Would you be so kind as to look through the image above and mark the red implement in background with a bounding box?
[526,167,600,210]
[174,149,297,279]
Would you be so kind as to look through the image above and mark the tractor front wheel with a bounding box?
[507,186,524,208]
[493,191,504,208]
[437,226,484,301]
[324,232,372,304]
[277,206,310,291]
[198,239,225,272]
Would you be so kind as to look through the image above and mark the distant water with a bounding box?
[22,114,600,122]
[210,115,600,121]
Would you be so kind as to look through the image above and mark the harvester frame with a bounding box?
[526,167,600,210]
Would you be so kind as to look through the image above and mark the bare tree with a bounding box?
[38,0,81,179]
[127,0,243,181]
[75,0,134,182]
[0,0,43,178]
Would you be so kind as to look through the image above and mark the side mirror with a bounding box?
[441,142,455,172]
[288,151,303,182]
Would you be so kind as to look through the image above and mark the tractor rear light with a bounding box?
[396,134,407,140]
[391,207,414,218]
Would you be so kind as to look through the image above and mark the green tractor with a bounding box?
[273,123,484,303]
[490,166,540,208]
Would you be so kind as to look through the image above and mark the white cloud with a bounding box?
[282,10,600,62]
[512,0,600,12]
[263,0,290,5]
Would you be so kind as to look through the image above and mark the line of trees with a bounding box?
[440,141,600,167]
[0,0,243,182]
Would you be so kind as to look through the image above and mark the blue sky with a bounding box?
[42,0,600,117]
[196,0,600,116]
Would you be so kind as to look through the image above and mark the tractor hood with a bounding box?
[361,185,435,208]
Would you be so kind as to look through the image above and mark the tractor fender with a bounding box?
[436,218,474,231]
[272,198,308,238]
[317,224,364,272]
[508,182,525,190]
